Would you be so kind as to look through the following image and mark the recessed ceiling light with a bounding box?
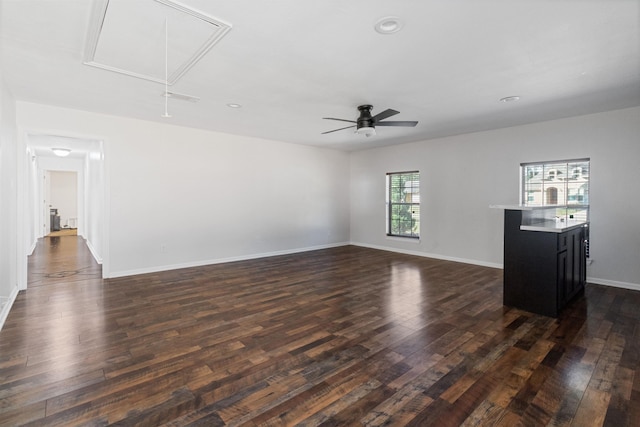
[500,96,521,103]
[227,103,242,108]
[375,16,403,34]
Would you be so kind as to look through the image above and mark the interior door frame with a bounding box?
[18,129,110,290]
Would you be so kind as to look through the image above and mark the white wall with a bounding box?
[0,70,18,328]
[25,147,38,252]
[14,102,639,290]
[17,102,351,278]
[351,106,640,290]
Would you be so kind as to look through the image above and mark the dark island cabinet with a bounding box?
[503,209,587,317]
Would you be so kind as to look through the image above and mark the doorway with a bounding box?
[20,132,108,290]
[45,170,79,237]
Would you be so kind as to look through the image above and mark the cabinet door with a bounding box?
[557,250,568,309]
[559,227,586,309]
[568,227,585,300]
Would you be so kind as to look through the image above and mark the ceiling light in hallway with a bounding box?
[51,148,71,157]
[375,16,403,34]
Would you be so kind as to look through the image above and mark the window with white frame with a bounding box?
[386,171,420,238]
[522,157,591,256]
[521,158,589,210]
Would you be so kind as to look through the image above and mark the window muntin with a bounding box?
[386,171,420,238]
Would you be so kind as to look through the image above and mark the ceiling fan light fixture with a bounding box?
[500,95,521,103]
[357,126,376,137]
[322,105,417,135]
[375,16,403,34]
[52,148,71,157]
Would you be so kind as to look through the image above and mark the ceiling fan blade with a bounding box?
[323,117,357,123]
[321,125,356,134]
[376,121,419,127]
[372,109,399,122]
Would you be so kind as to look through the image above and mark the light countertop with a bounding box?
[520,219,588,233]
[490,204,589,233]
[489,204,563,211]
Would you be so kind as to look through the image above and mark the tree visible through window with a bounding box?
[386,171,420,238]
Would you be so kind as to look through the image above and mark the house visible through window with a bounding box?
[521,159,589,209]
[386,171,420,238]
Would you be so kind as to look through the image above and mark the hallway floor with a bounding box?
[27,235,101,288]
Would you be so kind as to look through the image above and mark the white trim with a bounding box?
[106,242,350,279]
[355,243,640,291]
[17,129,29,290]
[85,237,103,265]
[28,239,37,256]
[352,244,640,290]
[83,0,232,85]
[0,287,19,331]
[100,138,110,278]
[350,241,504,269]
[18,127,110,282]
[587,278,640,292]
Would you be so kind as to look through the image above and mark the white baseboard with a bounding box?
[587,278,640,292]
[350,241,503,269]
[107,242,351,279]
[350,243,640,292]
[0,286,19,331]
[85,238,103,265]
[100,241,640,293]
[28,239,37,256]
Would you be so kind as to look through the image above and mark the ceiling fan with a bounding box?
[322,105,418,137]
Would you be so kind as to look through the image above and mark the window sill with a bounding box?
[386,235,421,244]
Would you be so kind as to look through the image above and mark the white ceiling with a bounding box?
[1,0,638,151]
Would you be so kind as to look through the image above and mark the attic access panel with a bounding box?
[84,0,231,85]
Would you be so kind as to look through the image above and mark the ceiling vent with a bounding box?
[162,91,200,103]
[83,0,231,85]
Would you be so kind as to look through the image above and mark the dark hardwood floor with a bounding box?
[0,237,638,426]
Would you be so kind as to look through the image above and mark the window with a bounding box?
[386,171,420,238]
[521,159,589,208]
[521,158,590,226]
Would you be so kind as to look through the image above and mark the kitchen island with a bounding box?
[492,205,588,317]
